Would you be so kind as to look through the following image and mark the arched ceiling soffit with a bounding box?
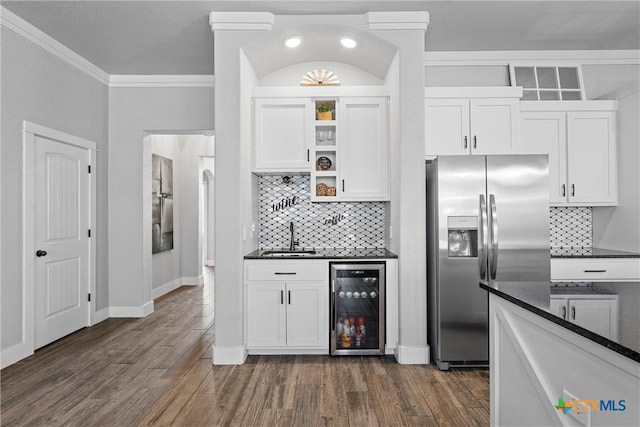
[242,24,397,80]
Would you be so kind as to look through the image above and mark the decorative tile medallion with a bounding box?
[258,176,386,248]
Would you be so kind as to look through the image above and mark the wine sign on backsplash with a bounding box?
[258,176,386,248]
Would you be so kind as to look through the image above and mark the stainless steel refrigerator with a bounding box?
[426,155,550,370]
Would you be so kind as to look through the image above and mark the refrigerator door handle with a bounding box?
[478,194,488,280]
[488,194,499,280]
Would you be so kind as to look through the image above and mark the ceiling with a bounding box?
[2,0,639,75]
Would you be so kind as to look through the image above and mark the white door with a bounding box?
[253,98,313,172]
[566,111,617,205]
[519,111,568,204]
[34,136,90,348]
[286,282,327,348]
[340,97,389,200]
[569,299,615,340]
[470,98,518,154]
[246,282,286,348]
[425,98,470,155]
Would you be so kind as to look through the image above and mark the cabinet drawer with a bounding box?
[551,258,640,282]
[246,261,327,282]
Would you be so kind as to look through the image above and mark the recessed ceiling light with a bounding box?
[340,36,358,49]
[283,35,302,48]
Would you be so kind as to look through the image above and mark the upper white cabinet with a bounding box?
[253,88,390,202]
[519,102,617,206]
[425,88,521,156]
[253,98,313,173]
[334,97,389,201]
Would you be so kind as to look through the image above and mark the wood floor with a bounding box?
[1,267,489,426]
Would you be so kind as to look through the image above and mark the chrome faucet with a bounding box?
[289,221,299,251]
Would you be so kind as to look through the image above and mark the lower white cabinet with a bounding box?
[550,294,618,341]
[551,258,640,282]
[245,261,328,353]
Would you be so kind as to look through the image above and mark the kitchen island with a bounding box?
[481,281,639,426]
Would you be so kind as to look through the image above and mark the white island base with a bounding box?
[489,293,639,426]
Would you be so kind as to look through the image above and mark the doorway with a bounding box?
[143,132,214,301]
[202,166,215,267]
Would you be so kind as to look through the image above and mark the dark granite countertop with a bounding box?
[244,248,398,260]
[480,281,639,363]
[551,247,640,258]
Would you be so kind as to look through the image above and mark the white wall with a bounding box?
[108,88,214,312]
[0,26,109,350]
[425,65,510,86]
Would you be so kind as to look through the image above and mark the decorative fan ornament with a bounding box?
[300,69,341,86]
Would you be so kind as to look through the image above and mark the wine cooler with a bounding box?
[330,262,385,355]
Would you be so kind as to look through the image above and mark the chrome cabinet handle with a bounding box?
[280,290,284,305]
[561,184,566,197]
[561,306,566,320]
[571,306,576,320]
[473,135,477,149]
[478,194,488,280]
[288,290,291,305]
[307,149,310,162]
[464,136,468,149]
[275,272,296,275]
[36,250,48,257]
[584,269,607,273]
[571,184,575,196]
[342,180,345,192]
[488,194,498,280]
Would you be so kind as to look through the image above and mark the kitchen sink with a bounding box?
[261,249,317,257]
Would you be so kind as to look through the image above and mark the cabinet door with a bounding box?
[247,282,286,348]
[519,112,567,204]
[549,298,567,320]
[569,299,616,340]
[286,282,328,348]
[566,112,617,205]
[425,98,470,155]
[253,98,313,172]
[470,98,518,154]
[340,97,389,200]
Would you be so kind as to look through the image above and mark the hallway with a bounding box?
[1,266,489,426]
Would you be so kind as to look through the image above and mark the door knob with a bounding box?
[36,250,47,257]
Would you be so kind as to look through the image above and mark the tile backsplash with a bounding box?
[550,207,592,248]
[258,176,386,248]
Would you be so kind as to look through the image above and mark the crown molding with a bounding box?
[209,12,274,31]
[109,75,215,88]
[0,6,110,85]
[425,50,640,67]
[365,11,430,31]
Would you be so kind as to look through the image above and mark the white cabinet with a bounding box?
[245,261,328,353]
[519,102,617,206]
[311,97,389,201]
[253,98,313,173]
[425,88,520,156]
[339,97,389,200]
[551,258,640,282]
[550,294,619,341]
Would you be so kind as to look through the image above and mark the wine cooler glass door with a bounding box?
[331,262,385,355]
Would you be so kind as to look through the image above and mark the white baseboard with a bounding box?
[152,276,204,300]
[92,307,110,325]
[212,345,247,365]
[109,301,154,318]
[396,344,430,365]
[1,341,33,369]
[152,278,182,299]
[181,275,204,286]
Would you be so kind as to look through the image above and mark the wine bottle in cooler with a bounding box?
[358,317,366,345]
